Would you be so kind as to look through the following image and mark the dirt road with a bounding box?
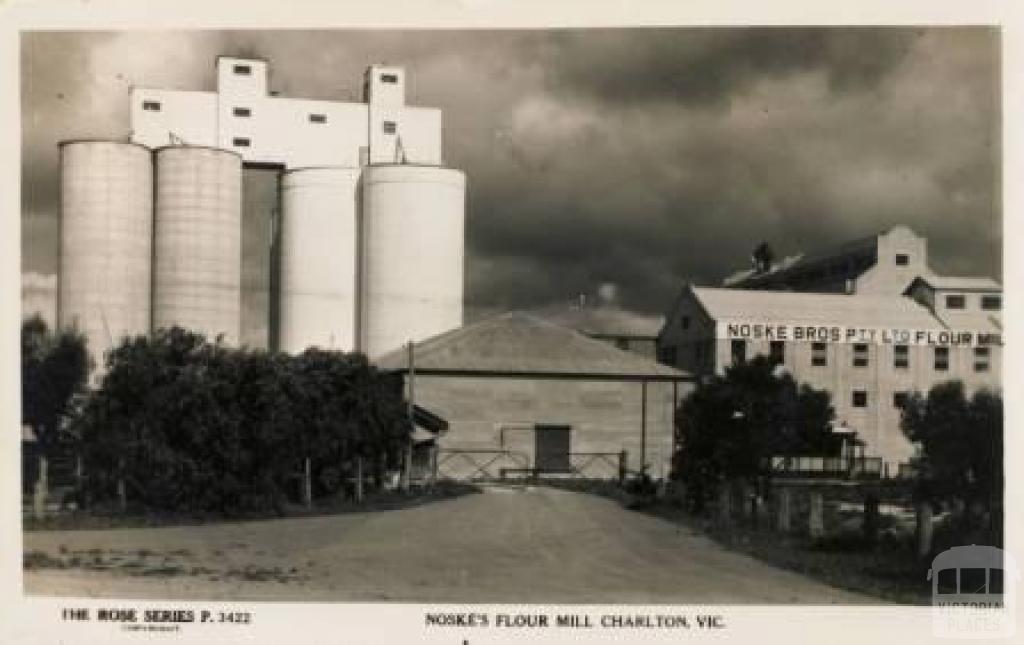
[24,485,879,603]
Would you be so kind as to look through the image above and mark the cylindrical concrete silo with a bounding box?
[360,164,466,358]
[153,146,242,344]
[278,167,360,353]
[58,141,153,371]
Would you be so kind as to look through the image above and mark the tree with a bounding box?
[673,356,834,512]
[901,381,1002,545]
[21,315,91,515]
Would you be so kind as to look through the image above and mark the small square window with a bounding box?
[893,344,909,369]
[895,254,909,266]
[381,73,399,84]
[232,137,251,148]
[731,339,746,365]
[233,64,252,75]
[934,346,950,371]
[946,295,966,310]
[382,120,397,134]
[142,100,161,111]
[769,341,785,365]
[852,390,868,408]
[982,295,1002,311]
[893,392,909,408]
[853,343,869,368]
[233,107,251,117]
[309,113,327,124]
[811,342,828,367]
[974,346,990,373]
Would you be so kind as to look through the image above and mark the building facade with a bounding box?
[376,312,694,481]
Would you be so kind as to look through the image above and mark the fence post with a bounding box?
[355,456,364,503]
[429,443,438,487]
[808,491,824,539]
[863,492,880,544]
[618,450,628,485]
[303,457,313,509]
[117,457,127,513]
[33,453,49,521]
[916,500,934,558]
[717,482,732,527]
[776,487,792,533]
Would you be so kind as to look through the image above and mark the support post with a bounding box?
[33,454,49,521]
[640,380,647,476]
[429,443,438,487]
[117,457,127,513]
[808,491,824,540]
[618,450,628,485]
[355,456,364,503]
[917,500,934,558]
[401,341,415,492]
[776,487,792,533]
[303,457,313,509]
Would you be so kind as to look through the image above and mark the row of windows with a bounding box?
[140,101,341,128]
[730,340,991,372]
[853,390,914,409]
[946,294,1001,311]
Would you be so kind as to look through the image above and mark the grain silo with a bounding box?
[278,167,361,353]
[152,146,243,344]
[359,164,466,358]
[58,141,153,369]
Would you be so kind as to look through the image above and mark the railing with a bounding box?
[436,449,628,482]
[763,455,883,480]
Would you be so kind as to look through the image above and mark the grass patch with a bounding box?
[23,550,65,570]
[24,481,482,532]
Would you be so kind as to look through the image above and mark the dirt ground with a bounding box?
[24,485,881,603]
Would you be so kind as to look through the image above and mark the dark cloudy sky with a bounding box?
[21,28,1001,320]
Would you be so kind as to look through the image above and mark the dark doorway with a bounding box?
[534,424,572,472]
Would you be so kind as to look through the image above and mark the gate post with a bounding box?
[808,491,824,539]
[916,500,934,558]
[717,482,732,528]
[303,457,313,509]
[618,450,628,485]
[355,456,364,503]
[776,486,792,533]
[33,454,49,521]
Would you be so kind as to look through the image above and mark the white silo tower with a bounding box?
[58,141,154,371]
[277,167,361,353]
[359,164,466,358]
[152,146,243,344]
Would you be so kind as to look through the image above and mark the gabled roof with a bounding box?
[906,275,1002,292]
[375,311,687,380]
[534,305,663,338]
[689,286,941,329]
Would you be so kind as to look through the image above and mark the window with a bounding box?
[232,107,251,117]
[680,316,690,330]
[309,113,327,124]
[934,346,949,371]
[811,342,828,367]
[946,295,966,310]
[382,120,397,134]
[731,339,746,365]
[974,347,990,372]
[853,343,869,367]
[142,100,161,111]
[982,295,1002,311]
[232,137,251,147]
[657,345,677,366]
[852,390,868,408]
[769,341,785,365]
[893,392,909,409]
[893,344,909,369]
[381,73,399,83]
[614,338,629,351]
[233,64,251,75]
[895,253,909,266]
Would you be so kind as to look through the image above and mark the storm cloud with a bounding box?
[21,28,1001,321]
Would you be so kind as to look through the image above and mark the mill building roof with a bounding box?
[688,286,943,330]
[905,275,1002,292]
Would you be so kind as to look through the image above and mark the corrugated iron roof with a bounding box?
[374,311,686,379]
[691,287,942,329]
[535,305,664,338]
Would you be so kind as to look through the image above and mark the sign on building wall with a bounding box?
[719,321,1002,347]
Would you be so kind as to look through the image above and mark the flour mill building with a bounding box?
[658,227,1002,471]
